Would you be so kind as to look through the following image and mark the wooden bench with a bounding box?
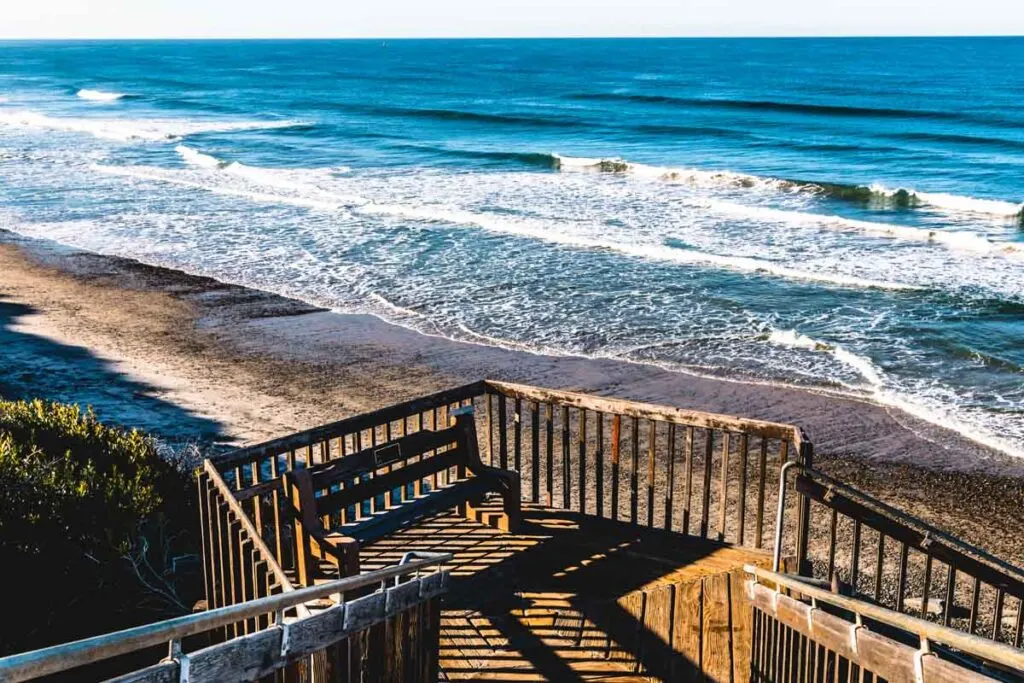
[282,406,521,586]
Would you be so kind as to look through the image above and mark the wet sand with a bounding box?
[1,230,1021,563]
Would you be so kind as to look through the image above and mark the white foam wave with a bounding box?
[766,328,884,388]
[357,202,918,291]
[77,89,126,102]
[176,145,223,169]
[553,153,1023,219]
[173,145,352,196]
[703,199,1019,257]
[552,153,792,194]
[0,110,306,142]
[871,184,1024,218]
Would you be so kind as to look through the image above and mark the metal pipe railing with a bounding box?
[744,564,1024,672]
[0,553,452,683]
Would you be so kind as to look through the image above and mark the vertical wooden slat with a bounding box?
[611,414,621,521]
[1014,598,1023,648]
[827,508,838,582]
[873,533,885,602]
[430,408,439,490]
[896,543,909,613]
[630,417,640,525]
[197,473,214,612]
[700,430,714,538]
[968,576,981,635]
[498,393,508,470]
[545,403,554,507]
[486,392,494,466]
[943,565,957,627]
[850,520,862,590]
[561,405,571,509]
[215,499,230,620]
[530,401,540,503]
[737,434,749,546]
[992,589,1005,641]
[679,428,696,532]
[513,397,522,473]
[664,423,676,531]
[579,409,587,514]
[718,432,731,542]
[647,420,656,527]
[755,438,768,548]
[596,412,605,518]
[920,554,933,617]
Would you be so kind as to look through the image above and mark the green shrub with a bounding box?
[0,400,195,655]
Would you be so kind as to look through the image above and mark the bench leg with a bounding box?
[459,474,522,533]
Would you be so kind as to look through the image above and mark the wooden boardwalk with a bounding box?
[356,501,774,681]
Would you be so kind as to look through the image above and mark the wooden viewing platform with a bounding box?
[2,380,1022,682]
[358,502,776,681]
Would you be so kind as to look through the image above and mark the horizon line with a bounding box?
[1,33,1022,41]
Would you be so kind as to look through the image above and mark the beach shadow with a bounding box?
[0,295,228,448]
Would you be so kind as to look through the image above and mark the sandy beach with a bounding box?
[1,230,1022,564]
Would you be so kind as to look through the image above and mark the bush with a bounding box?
[0,400,196,655]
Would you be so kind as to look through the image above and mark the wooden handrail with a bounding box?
[745,565,1024,672]
[203,460,296,594]
[0,554,452,683]
[213,380,487,470]
[798,469,1024,593]
[485,380,802,442]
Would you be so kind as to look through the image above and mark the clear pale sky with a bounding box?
[4,0,1023,39]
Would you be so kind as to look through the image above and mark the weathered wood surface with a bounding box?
[215,381,487,469]
[746,579,1006,683]
[355,501,775,681]
[486,380,800,441]
[103,576,446,683]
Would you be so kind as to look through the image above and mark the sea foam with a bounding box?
[551,153,1024,220]
[0,110,308,142]
[77,89,126,102]
[766,328,885,388]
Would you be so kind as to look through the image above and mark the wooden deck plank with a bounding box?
[353,501,773,681]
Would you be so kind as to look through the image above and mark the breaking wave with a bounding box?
[550,153,1024,220]
[77,88,126,102]
[764,328,884,388]
[95,153,916,292]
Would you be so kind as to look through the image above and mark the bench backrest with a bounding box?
[288,407,481,523]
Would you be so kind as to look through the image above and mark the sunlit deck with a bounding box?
[357,500,774,681]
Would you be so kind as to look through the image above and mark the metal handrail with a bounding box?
[744,565,1024,672]
[0,553,453,683]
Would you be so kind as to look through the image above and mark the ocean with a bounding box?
[0,38,1021,458]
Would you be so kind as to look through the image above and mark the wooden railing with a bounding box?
[796,469,1024,649]
[214,381,486,584]
[0,555,451,683]
[479,381,813,567]
[214,379,1022,651]
[745,566,1024,682]
[198,460,300,641]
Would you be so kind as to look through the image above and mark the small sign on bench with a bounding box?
[373,442,403,468]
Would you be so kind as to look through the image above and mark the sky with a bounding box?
[3,0,1023,39]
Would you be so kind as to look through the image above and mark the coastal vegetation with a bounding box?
[0,399,196,655]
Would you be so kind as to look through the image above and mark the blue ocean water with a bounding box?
[0,38,1022,456]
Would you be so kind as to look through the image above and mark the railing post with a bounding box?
[796,436,814,576]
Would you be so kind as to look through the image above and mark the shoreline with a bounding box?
[1,230,1022,563]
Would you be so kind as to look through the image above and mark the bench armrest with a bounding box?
[311,531,361,577]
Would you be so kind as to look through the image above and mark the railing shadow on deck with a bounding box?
[212,378,1024,677]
